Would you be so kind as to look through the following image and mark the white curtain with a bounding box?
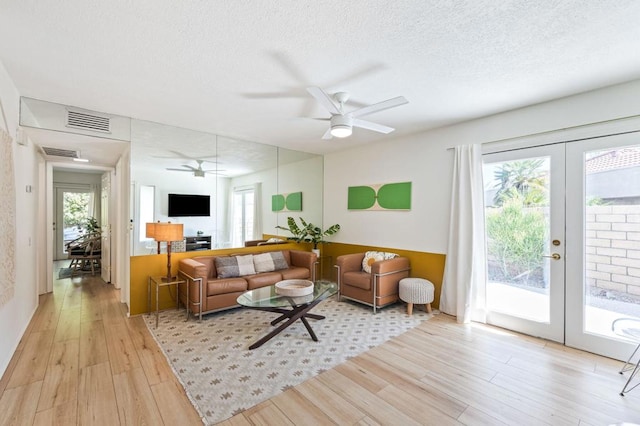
[0,127,16,308]
[440,144,487,323]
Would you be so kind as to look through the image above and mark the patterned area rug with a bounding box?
[144,296,433,425]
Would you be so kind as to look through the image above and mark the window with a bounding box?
[232,188,254,247]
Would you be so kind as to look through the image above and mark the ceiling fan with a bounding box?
[166,160,224,178]
[306,86,408,140]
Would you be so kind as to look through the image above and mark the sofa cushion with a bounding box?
[215,254,256,278]
[253,251,288,273]
[344,271,372,290]
[207,278,248,296]
[362,251,398,273]
[246,272,282,289]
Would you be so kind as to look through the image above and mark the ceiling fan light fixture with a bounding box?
[330,125,352,138]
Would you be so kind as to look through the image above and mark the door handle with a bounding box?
[542,253,561,260]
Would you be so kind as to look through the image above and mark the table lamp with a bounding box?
[145,222,161,254]
[153,222,184,282]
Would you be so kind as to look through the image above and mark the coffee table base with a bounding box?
[247,298,326,350]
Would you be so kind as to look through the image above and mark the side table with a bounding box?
[147,275,186,328]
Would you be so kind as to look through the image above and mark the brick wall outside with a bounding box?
[586,205,640,296]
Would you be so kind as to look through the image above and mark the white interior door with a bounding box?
[566,132,640,360]
[101,172,111,283]
[483,144,566,342]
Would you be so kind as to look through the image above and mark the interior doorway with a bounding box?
[54,185,95,260]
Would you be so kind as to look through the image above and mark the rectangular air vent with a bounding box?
[66,110,111,133]
[41,147,79,158]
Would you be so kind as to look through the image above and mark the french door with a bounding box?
[483,144,566,342]
[483,133,640,359]
[565,132,640,360]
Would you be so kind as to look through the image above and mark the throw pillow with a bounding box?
[254,251,289,273]
[236,254,256,276]
[266,237,284,243]
[362,251,398,273]
[215,256,240,278]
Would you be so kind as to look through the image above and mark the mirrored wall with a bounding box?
[130,119,323,255]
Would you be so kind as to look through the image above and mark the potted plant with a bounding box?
[276,217,340,254]
[85,217,100,235]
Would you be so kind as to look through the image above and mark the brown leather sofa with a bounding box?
[336,252,410,313]
[178,249,317,318]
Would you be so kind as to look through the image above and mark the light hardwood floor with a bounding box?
[1,265,639,425]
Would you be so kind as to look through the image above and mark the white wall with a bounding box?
[324,79,640,254]
[0,61,40,376]
[131,166,219,253]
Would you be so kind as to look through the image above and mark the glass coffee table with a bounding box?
[237,281,337,349]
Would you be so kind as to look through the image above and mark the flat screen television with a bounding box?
[168,193,211,217]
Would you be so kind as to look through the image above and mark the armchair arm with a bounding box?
[371,256,410,275]
[336,253,366,273]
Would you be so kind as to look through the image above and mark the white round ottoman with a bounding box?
[399,278,434,315]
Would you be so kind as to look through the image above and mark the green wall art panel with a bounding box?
[272,191,302,212]
[347,182,411,211]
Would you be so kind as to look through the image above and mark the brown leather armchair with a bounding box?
[335,253,410,313]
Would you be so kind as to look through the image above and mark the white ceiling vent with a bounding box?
[66,109,111,133]
[41,146,79,158]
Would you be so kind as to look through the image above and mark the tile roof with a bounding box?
[585,147,640,174]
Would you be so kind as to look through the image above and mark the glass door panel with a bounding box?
[566,132,640,360]
[483,144,565,342]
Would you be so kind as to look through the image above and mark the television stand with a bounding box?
[185,235,212,251]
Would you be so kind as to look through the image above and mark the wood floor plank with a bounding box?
[244,400,295,426]
[79,319,109,369]
[457,405,510,426]
[6,330,54,389]
[126,315,173,385]
[351,353,468,419]
[376,384,464,425]
[0,380,42,425]
[53,307,81,342]
[218,414,253,426]
[30,294,61,333]
[0,348,21,396]
[316,369,422,426]
[103,321,141,375]
[37,340,79,411]
[150,378,202,425]
[294,376,366,425]
[33,400,77,426]
[270,387,336,425]
[77,362,120,425]
[113,367,164,425]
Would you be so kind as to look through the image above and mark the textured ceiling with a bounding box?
[2,0,640,163]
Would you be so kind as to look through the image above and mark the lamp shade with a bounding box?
[153,223,184,242]
[145,222,157,239]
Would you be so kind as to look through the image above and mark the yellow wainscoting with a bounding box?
[130,241,446,315]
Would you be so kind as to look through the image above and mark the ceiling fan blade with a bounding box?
[350,96,408,118]
[322,128,333,140]
[166,168,192,172]
[352,118,395,134]
[307,87,341,115]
